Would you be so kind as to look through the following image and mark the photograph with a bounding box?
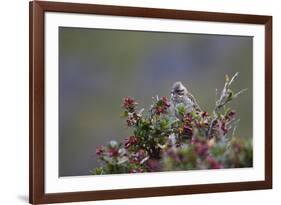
[59,27,253,177]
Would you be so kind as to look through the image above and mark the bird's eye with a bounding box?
[177,89,184,92]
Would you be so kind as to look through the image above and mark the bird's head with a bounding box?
[171,81,188,97]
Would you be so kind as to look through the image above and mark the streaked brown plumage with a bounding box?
[171,81,201,112]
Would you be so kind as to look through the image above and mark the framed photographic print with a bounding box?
[29,1,272,204]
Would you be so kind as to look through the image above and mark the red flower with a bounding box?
[195,143,209,157]
[153,96,171,115]
[124,136,138,149]
[220,121,228,135]
[95,145,105,156]
[228,111,236,117]
[201,111,209,118]
[183,124,193,136]
[162,96,171,107]
[155,106,164,115]
[146,159,161,172]
[122,97,138,110]
[134,149,146,161]
[225,110,236,121]
[207,156,223,169]
[108,148,119,157]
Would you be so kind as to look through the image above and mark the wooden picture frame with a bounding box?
[29,1,272,204]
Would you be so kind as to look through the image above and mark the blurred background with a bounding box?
[59,27,253,177]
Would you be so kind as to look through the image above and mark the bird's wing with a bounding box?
[186,92,201,111]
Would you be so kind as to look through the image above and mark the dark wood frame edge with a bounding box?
[29,1,272,204]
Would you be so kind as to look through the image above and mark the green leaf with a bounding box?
[94,167,104,175]
[121,110,129,117]
[160,118,169,130]
[227,90,233,101]
[176,104,186,117]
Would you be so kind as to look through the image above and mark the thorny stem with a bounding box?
[207,73,246,139]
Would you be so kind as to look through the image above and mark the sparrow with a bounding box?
[171,81,201,113]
